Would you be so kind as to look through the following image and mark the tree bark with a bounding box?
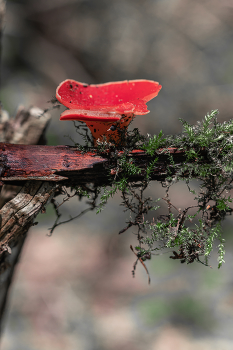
[0,106,50,334]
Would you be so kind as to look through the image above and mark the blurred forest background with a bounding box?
[2,0,233,349]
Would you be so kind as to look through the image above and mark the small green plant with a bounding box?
[52,110,233,282]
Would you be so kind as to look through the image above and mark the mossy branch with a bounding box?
[1,109,233,283]
[65,110,233,280]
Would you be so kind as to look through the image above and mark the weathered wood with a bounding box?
[0,143,192,185]
[0,180,59,329]
[0,106,51,206]
[0,106,51,333]
[0,143,107,182]
[0,181,59,247]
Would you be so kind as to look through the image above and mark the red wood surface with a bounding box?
[0,142,197,185]
[0,143,107,181]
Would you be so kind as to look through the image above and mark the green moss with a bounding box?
[53,110,233,279]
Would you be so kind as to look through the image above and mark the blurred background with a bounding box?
[2,0,233,349]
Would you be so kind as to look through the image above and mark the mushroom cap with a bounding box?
[56,79,162,121]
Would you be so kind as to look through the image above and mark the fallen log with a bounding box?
[0,143,196,186]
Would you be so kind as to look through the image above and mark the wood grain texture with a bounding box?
[0,106,51,331]
[0,142,194,186]
[0,143,107,182]
[0,181,59,245]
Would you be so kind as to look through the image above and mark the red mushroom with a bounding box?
[56,79,162,146]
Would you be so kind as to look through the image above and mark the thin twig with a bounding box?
[130,245,151,284]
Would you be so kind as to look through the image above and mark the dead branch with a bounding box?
[0,143,203,186]
[0,105,50,333]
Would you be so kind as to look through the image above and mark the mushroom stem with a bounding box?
[85,114,134,146]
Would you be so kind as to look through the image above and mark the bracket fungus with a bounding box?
[56,79,162,146]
